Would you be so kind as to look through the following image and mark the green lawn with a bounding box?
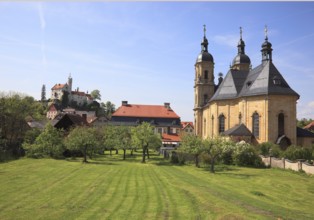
[1,151,314,220]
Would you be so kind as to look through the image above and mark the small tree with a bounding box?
[180,134,203,167]
[65,126,99,163]
[24,123,64,158]
[41,84,46,102]
[203,137,234,173]
[90,90,101,101]
[131,122,161,163]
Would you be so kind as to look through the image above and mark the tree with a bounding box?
[61,91,69,108]
[0,92,46,158]
[203,137,234,173]
[103,101,115,119]
[180,134,203,167]
[131,122,161,163]
[104,126,132,160]
[65,126,100,163]
[297,118,312,128]
[90,90,101,101]
[24,123,64,158]
[41,84,46,102]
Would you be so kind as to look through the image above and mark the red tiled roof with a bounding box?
[304,121,314,130]
[52,83,66,90]
[181,121,194,129]
[112,104,180,118]
[162,133,181,142]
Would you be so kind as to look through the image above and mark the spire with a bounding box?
[261,25,273,62]
[237,26,245,55]
[201,24,208,52]
[264,25,268,41]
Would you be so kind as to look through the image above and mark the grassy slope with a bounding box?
[0,152,314,220]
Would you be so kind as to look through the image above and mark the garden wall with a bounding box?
[260,156,314,174]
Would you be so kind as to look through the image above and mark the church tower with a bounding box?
[194,25,215,136]
[231,27,251,71]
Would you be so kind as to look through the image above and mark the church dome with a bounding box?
[196,51,214,63]
[232,53,251,65]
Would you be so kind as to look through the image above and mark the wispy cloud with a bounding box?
[298,101,314,119]
[37,2,47,67]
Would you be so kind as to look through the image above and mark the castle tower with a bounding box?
[68,73,73,92]
[231,27,251,71]
[194,25,215,136]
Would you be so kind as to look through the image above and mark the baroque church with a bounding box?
[194,26,300,147]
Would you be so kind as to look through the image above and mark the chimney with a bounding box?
[122,101,128,106]
[164,102,170,110]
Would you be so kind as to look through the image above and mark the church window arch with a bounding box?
[252,112,259,138]
[204,70,208,79]
[218,114,225,133]
[278,113,285,136]
[204,118,207,136]
[239,112,242,124]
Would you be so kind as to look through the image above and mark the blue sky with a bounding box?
[1,2,314,121]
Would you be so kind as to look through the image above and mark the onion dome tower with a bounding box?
[261,25,273,63]
[231,27,251,71]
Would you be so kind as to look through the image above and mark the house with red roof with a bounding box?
[111,101,182,148]
[181,121,194,135]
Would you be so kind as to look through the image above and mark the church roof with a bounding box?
[210,61,299,102]
[222,123,253,137]
[52,83,67,90]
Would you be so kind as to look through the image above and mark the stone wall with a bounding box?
[260,155,314,174]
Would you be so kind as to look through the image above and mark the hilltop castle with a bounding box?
[50,74,93,107]
[194,26,301,148]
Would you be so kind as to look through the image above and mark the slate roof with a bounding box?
[297,127,314,138]
[210,61,299,102]
[222,123,253,136]
[112,104,180,119]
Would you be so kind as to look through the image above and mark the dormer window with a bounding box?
[273,76,281,85]
[246,81,252,87]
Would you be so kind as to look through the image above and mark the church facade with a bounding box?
[194,27,299,147]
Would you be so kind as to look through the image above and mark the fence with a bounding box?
[260,156,314,175]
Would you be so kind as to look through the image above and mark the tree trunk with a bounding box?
[83,145,87,163]
[116,149,118,154]
[146,148,150,159]
[195,154,199,168]
[130,149,133,156]
[110,149,112,156]
[210,158,215,173]
[142,147,146,163]
[123,149,126,160]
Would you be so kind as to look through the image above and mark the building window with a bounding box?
[252,112,259,138]
[157,128,162,134]
[218,114,225,133]
[204,118,206,135]
[204,70,208,79]
[239,112,242,124]
[278,113,284,136]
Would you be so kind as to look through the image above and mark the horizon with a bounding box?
[1,2,314,121]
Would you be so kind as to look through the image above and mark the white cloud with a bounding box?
[37,3,46,30]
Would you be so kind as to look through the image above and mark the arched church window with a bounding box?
[239,112,242,124]
[204,70,208,79]
[278,113,284,136]
[252,112,259,138]
[218,114,225,133]
[204,118,207,135]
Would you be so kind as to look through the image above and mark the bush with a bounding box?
[258,142,283,157]
[219,143,235,165]
[170,151,185,165]
[233,142,264,167]
[283,145,312,161]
